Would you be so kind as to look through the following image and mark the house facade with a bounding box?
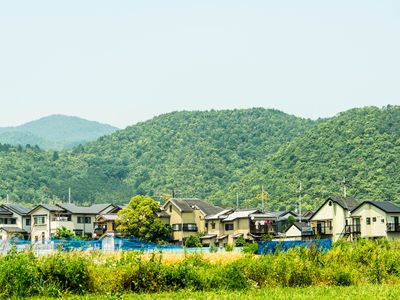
[309,197,359,242]
[349,201,400,240]
[161,198,224,245]
[0,204,31,241]
[30,203,114,242]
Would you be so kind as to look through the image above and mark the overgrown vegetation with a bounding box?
[3,239,400,298]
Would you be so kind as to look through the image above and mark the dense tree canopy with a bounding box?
[116,195,172,243]
[0,106,398,213]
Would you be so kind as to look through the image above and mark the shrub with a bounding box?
[235,236,246,247]
[184,235,202,248]
[242,242,258,254]
[224,244,234,252]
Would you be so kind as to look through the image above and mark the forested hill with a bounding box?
[0,115,118,150]
[0,108,316,205]
[238,105,400,211]
[0,106,398,210]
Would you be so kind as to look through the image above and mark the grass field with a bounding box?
[34,285,400,300]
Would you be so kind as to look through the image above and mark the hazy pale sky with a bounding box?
[0,1,399,128]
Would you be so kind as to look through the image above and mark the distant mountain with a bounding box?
[0,115,119,149]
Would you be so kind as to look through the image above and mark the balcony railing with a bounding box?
[344,224,361,234]
[312,225,333,235]
[387,223,400,232]
[250,223,277,236]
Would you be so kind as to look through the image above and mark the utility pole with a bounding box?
[261,185,265,213]
[68,188,71,204]
[236,192,239,209]
[298,182,302,223]
[6,194,9,204]
[342,177,347,198]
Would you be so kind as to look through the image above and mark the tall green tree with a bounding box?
[116,195,172,243]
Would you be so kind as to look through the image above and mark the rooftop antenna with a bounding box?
[298,182,302,222]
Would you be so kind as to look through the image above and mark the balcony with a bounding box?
[250,223,277,237]
[344,224,361,234]
[312,225,333,235]
[387,223,400,232]
[50,221,75,232]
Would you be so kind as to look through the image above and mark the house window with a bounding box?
[225,224,234,231]
[77,217,91,224]
[34,216,46,225]
[372,217,377,223]
[172,224,182,231]
[328,201,332,206]
[0,218,17,225]
[381,219,385,223]
[26,219,31,226]
[182,224,198,232]
[169,205,172,213]
[212,222,216,230]
[366,217,371,225]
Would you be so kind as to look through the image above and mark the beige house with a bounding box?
[30,203,114,242]
[0,204,31,241]
[349,201,400,240]
[284,222,313,241]
[94,205,126,237]
[161,198,224,245]
[309,197,359,242]
[202,209,296,246]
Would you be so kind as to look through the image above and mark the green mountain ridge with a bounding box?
[0,115,119,150]
[0,106,398,211]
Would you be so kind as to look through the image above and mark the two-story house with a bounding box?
[0,204,31,241]
[348,201,400,240]
[161,198,224,245]
[309,197,359,241]
[30,203,114,242]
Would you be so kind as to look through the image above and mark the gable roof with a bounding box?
[1,204,31,216]
[222,209,260,222]
[351,201,400,214]
[0,227,27,233]
[57,203,113,215]
[310,197,359,220]
[31,204,66,213]
[261,211,297,219]
[290,222,309,231]
[205,209,234,220]
[166,198,224,216]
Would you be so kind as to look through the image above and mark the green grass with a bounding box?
[32,285,400,300]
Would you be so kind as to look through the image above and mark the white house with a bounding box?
[0,204,31,241]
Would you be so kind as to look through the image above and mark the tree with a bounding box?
[53,226,76,239]
[184,235,202,248]
[116,195,172,243]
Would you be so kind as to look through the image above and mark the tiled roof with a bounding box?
[57,203,113,214]
[205,209,233,220]
[352,201,400,213]
[168,198,224,216]
[40,204,66,212]
[2,204,31,216]
[0,227,27,233]
[329,197,359,210]
[222,209,260,222]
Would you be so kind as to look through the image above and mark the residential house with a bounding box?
[30,203,114,242]
[309,197,359,242]
[202,209,297,246]
[284,222,313,241]
[348,201,400,240]
[94,205,126,237]
[0,204,31,241]
[161,198,224,245]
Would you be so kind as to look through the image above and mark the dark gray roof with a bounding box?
[156,210,170,218]
[39,204,66,212]
[168,198,224,216]
[57,203,113,214]
[328,197,359,210]
[0,206,13,215]
[2,204,30,216]
[352,201,400,213]
[291,222,310,231]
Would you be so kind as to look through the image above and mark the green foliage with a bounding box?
[224,244,234,252]
[116,195,172,243]
[242,242,259,254]
[184,235,202,248]
[209,243,218,253]
[53,226,76,240]
[235,236,247,247]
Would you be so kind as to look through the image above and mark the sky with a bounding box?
[0,1,399,128]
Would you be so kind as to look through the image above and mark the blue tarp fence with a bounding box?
[258,239,332,255]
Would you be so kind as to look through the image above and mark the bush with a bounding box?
[184,235,202,248]
[235,236,246,247]
[224,244,234,252]
[242,242,258,254]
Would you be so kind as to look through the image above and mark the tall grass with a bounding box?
[2,239,400,297]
